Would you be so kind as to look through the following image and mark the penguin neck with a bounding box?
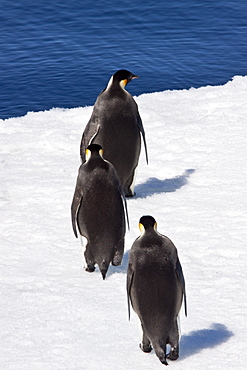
[86,155,108,170]
[105,75,114,90]
[105,75,127,93]
[85,151,99,162]
[141,228,157,238]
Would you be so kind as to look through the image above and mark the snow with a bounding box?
[1,76,247,369]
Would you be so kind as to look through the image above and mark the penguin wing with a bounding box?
[119,179,130,230]
[175,258,187,317]
[122,190,130,230]
[71,181,83,238]
[108,162,130,230]
[126,262,134,320]
[80,121,100,162]
[137,113,148,164]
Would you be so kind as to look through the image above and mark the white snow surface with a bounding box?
[1,76,247,369]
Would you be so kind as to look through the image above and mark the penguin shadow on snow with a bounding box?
[179,323,233,359]
[134,169,195,199]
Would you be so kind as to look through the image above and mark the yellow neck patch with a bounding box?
[139,223,145,235]
[120,79,128,89]
[85,148,104,161]
[139,222,158,235]
[85,149,91,161]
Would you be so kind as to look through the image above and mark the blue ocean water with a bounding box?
[1,0,247,119]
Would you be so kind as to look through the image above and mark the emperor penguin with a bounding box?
[71,144,129,279]
[127,216,187,366]
[80,69,148,197]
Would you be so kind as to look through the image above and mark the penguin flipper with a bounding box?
[176,258,187,317]
[127,263,134,320]
[80,121,100,162]
[137,114,148,164]
[109,163,130,230]
[123,195,130,230]
[71,183,83,238]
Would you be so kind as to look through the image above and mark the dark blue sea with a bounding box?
[1,0,247,119]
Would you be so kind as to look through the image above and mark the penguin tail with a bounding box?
[99,260,108,280]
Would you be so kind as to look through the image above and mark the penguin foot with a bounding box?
[139,343,152,353]
[112,259,121,266]
[125,192,136,198]
[167,346,179,361]
[112,252,123,266]
[155,350,168,366]
[160,358,169,366]
[85,265,95,273]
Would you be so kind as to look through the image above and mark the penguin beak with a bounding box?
[120,75,139,89]
[131,74,139,80]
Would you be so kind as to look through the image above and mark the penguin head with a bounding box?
[139,215,157,235]
[107,69,139,90]
[85,144,104,161]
